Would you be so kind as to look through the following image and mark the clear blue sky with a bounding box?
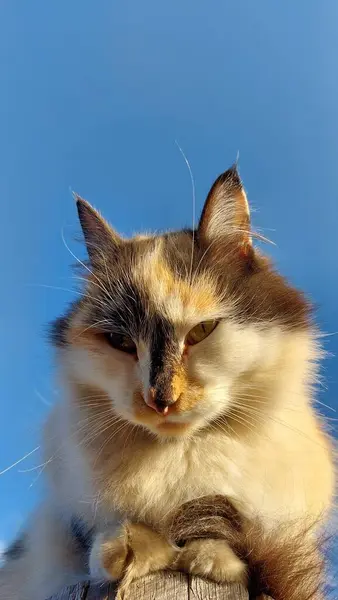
[0,0,337,583]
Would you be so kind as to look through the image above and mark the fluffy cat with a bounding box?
[0,166,335,600]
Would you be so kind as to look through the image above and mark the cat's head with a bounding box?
[51,167,311,438]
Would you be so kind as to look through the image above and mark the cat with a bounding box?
[0,166,335,600]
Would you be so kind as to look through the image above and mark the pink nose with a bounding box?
[146,388,169,415]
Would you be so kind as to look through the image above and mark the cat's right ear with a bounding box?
[76,196,122,266]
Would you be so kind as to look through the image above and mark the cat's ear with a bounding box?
[76,196,122,265]
[198,166,252,256]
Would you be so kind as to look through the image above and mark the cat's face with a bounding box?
[52,167,310,438]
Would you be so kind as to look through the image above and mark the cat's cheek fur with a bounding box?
[62,345,138,423]
[189,321,283,383]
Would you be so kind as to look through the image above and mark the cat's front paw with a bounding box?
[89,530,128,581]
[177,539,247,584]
[89,523,176,582]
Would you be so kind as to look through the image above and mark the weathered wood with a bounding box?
[50,582,89,599]
[124,572,187,599]
[85,581,116,599]
[189,577,248,599]
[48,573,255,599]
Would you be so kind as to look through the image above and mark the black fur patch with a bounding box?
[4,533,27,561]
[49,300,79,347]
[149,315,177,410]
[70,516,95,556]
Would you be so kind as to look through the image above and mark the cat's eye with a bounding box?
[185,320,219,346]
[104,332,137,355]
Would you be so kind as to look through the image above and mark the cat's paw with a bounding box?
[176,539,247,584]
[90,530,128,581]
[89,523,176,582]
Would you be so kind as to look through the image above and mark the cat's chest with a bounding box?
[107,435,243,525]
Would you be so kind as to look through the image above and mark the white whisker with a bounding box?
[34,388,52,407]
[0,446,40,476]
[175,140,196,283]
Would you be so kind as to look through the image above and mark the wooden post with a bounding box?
[48,573,255,599]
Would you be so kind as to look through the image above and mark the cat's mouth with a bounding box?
[135,413,193,436]
[132,390,196,436]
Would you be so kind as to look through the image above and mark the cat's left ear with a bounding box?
[76,196,122,266]
[198,166,252,256]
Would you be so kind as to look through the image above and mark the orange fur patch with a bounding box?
[149,255,217,316]
[174,384,204,413]
[171,364,188,401]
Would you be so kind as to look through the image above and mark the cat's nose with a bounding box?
[146,387,170,415]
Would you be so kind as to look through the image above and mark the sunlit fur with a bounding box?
[0,167,335,600]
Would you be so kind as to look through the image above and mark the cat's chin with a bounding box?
[132,413,200,438]
[150,420,193,437]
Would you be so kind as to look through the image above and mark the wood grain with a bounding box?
[189,577,248,600]
[49,582,89,599]
[85,581,116,599]
[123,572,187,599]
[49,574,273,599]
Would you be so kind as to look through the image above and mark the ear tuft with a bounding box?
[75,196,121,266]
[198,166,252,254]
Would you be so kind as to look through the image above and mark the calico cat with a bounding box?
[0,167,335,600]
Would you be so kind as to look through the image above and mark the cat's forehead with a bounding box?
[78,225,310,339]
[83,230,224,334]
[133,235,221,324]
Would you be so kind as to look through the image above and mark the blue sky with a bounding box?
[0,0,337,583]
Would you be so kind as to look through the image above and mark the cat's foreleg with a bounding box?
[89,521,246,587]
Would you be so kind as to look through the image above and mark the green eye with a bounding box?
[104,332,137,355]
[185,320,219,346]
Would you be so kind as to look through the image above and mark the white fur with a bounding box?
[0,304,334,599]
